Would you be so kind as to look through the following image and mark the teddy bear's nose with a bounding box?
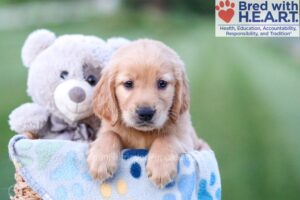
[68,87,86,103]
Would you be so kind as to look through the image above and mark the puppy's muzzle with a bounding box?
[136,107,156,122]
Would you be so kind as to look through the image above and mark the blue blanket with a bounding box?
[9,135,221,200]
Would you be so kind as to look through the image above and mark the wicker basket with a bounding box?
[11,172,42,200]
[10,132,42,200]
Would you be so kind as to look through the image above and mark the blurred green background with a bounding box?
[0,0,300,199]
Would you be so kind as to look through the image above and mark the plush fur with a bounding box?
[88,39,208,187]
[9,29,130,140]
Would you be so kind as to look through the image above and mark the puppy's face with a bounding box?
[93,39,189,132]
[115,62,176,131]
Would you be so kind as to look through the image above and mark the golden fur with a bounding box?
[87,39,208,188]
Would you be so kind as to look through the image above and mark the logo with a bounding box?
[215,0,300,37]
[215,0,235,23]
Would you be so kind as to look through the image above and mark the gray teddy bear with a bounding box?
[9,29,129,141]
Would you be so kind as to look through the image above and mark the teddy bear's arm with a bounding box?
[9,103,49,135]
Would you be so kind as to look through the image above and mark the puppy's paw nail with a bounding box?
[107,168,115,176]
[97,171,110,182]
[147,170,152,178]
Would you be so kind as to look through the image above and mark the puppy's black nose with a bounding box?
[136,107,156,122]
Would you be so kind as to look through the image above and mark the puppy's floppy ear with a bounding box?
[169,67,190,122]
[22,29,56,67]
[93,69,119,125]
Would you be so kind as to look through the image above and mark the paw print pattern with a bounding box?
[50,151,79,181]
[198,172,221,200]
[99,183,112,198]
[178,172,196,200]
[123,149,148,179]
[123,149,148,160]
[72,183,84,198]
[162,193,176,200]
[51,152,88,199]
[215,0,235,23]
[97,150,149,199]
[35,141,63,170]
[99,179,129,198]
[54,186,67,200]
[163,155,196,200]
[130,162,142,178]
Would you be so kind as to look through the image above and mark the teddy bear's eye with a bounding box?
[86,75,97,86]
[60,71,69,79]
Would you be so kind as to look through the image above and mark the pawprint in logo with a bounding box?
[215,0,235,23]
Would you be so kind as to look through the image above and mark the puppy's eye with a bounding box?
[157,80,168,89]
[86,75,97,86]
[123,80,134,89]
[60,71,69,79]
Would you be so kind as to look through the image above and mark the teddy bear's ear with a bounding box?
[106,37,130,52]
[21,29,56,67]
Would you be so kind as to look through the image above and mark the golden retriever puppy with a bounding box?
[88,39,208,188]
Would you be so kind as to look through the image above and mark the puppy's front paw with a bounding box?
[87,145,119,182]
[146,153,178,188]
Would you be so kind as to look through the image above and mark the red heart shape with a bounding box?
[218,9,234,23]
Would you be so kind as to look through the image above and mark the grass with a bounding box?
[0,10,300,199]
